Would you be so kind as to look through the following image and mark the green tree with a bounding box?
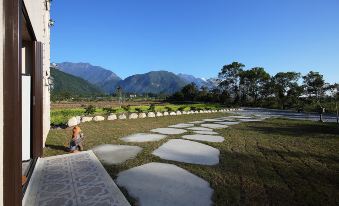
[302,71,326,100]
[272,72,301,109]
[239,67,270,104]
[197,86,209,102]
[218,62,245,103]
[181,83,199,101]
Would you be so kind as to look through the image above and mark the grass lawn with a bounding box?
[45,113,339,205]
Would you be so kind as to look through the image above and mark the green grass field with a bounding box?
[45,113,339,205]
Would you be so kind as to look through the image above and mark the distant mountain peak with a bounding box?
[56,62,121,94]
[55,62,218,94]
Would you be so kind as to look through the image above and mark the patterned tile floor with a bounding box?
[23,151,131,206]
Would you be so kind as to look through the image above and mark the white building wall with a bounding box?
[0,1,4,205]
[24,0,51,146]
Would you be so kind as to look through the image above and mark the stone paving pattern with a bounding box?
[23,151,131,206]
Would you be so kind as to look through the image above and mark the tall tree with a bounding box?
[272,72,301,109]
[181,83,198,101]
[218,62,245,104]
[302,71,326,100]
[239,67,270,103]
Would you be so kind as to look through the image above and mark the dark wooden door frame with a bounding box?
[32,41,43,158]
[3,0,23,205]
[3,0,43,205]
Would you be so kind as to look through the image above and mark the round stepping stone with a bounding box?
[121,133,167,142]
[151,128,187,135]
[218,117,236,121]
[187,127,213,131]
[116,162,213,206]
[92,144,142,165]
[193,130,219,135]
[215,121,240,125]
[189,121,205,124]
[228,116,253,119]
[203,119,224,122]
[238,118,263,122]
[168,123,194,128]
[200,123,229,129]
[152,139,219,165]
[182,134,224,143]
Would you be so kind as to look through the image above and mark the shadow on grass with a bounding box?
[45,144,67,152]
[246,120,339,139]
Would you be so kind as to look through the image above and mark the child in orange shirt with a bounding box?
[67,126,84,153]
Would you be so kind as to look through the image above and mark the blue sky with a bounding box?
[51,0,339,83]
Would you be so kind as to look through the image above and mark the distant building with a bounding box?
[1,0,51,205]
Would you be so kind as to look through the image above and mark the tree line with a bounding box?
[168,62,339,113]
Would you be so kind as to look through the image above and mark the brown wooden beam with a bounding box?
[32,41,43,158]
[3,0,22,205]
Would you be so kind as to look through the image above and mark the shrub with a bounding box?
[121,105,131,112]
[178,106,186,111]
[103,107,116,114]
[165,106,173,112]
[135,108,143,113]
[84,105,96,115]
[148,104,156,112]
[190,106,197,111]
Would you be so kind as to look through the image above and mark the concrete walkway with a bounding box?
[23,151,130,206]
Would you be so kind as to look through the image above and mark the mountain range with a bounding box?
[50,67,102,97]
[54,62,217,95]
